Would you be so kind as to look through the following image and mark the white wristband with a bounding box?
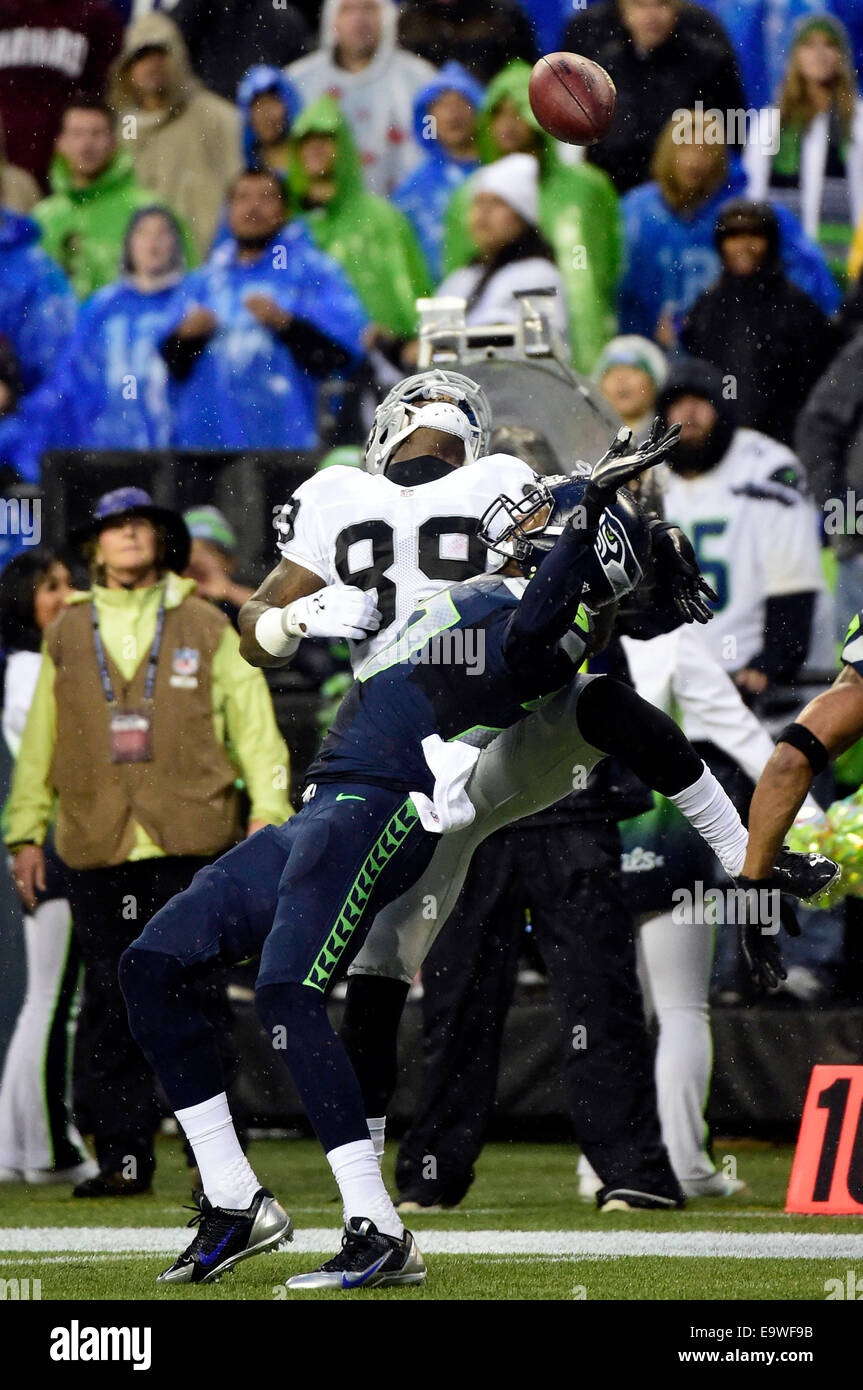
[255,606,300,658]
[280,599,308,638]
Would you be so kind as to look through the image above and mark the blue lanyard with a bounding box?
[91,597,166,707]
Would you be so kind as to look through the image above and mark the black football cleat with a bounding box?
[285,1217,426,1290]
[771,847,841,904]
[73,1170,151,1198]
[598,1186,685,1212]
[157,1187,292,1285]
[396,1168,474,1212]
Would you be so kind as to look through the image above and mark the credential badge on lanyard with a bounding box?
[92,599,165,764]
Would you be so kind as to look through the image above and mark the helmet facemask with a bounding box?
[479,475,645,607]
[478,480,561,569]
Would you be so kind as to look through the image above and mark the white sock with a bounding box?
[327,1138,403,1239]
[668,762,748,877]
[367,1116,386,1164]
[577,1153,600,1183]
[175,1093,260,1210]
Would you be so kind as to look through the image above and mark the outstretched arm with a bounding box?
[502,520,597,674]
[742,665,863,878]
[502,421,682,673]
[732,669,862,992]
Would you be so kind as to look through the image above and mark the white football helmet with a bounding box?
[365,369,492,475]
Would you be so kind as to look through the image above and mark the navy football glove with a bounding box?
[734,875,801,994]
[583,418,681,524]
[589,417,681,491]
[649,521,718,624]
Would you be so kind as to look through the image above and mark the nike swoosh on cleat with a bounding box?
[341,1253,389,1288]
[198,1226,237,1267]
[336,794,366,802]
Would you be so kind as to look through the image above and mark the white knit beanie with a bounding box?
[470,153,540,227]
[592,335,669,390]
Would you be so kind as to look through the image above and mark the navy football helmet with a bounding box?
[478,473,650,608]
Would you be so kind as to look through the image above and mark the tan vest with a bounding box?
[45,596,244,870]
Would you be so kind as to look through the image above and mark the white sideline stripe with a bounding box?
[3,1228,863,1259]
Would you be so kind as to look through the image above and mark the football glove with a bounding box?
[734,875,801,994]
[586,418,681,505]
[649,521,719,624]
[282,585,381,641]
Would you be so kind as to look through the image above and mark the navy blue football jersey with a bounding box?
[306,572,590,795]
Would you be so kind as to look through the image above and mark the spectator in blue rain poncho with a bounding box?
[160,167,367,449]
[0,208,74,392]
[236,65,301,182]
[56,205,188,450]
[206,66,302,255]
[392,62,483,282]
[0,206,188,479]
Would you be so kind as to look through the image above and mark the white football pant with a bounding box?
[350,676,603,983]
[0,899,89,1172]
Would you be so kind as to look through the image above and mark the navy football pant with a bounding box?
[120,786,435,1154]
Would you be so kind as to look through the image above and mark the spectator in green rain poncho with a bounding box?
[290,95,432,363]
[442,61,622,375]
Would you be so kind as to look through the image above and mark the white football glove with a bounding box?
[281,585,382,641]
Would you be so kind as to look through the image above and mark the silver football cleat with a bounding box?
[158,1188,293,1285]
[286,1218,426,1290]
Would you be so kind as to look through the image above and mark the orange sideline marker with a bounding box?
[786,1065,863,1213]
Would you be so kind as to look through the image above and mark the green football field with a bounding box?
[1,1135,862,1302]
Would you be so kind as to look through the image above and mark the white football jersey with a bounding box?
[659,429,825,673]
[275,455,538,670]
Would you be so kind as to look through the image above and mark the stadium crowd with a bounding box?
[1,0,863,1209]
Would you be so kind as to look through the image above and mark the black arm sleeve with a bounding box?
[160,331,211,380]
[501,521,595,677]
[748,590,816,682]
[276,318,353,375]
